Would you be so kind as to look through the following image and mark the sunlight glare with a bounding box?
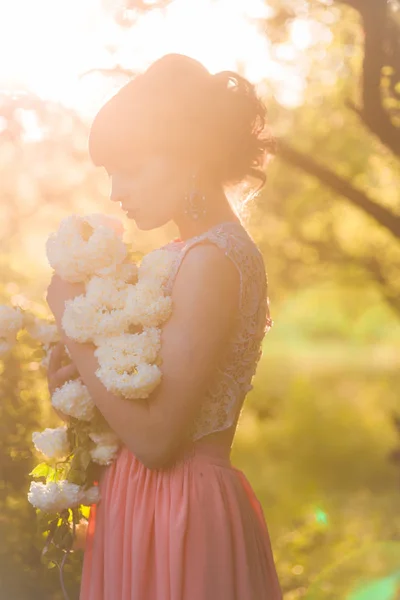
[0,0,307,116]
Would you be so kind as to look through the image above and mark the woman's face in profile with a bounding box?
[109,154,193,230]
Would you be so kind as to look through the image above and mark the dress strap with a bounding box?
[163,221,272,329]
[163,222,242,306]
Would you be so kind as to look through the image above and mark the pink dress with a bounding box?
[80,221,283,600]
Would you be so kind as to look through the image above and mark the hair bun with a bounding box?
[89,54,275,189]
[202,70,274,186]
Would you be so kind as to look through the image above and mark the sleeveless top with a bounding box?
[161,221,273,442]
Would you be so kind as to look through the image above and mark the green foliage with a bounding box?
[0,328,81,599]
[0,1,399,599]
[233,316,400,597]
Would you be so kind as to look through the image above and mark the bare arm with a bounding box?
[52,244,240,469]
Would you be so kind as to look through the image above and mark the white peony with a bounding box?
[24,315,59,345]
[40,343,52,369]
[32,426,70,460]
[46,214,127,283]
[62,293,131,344]
[28,481,82,512]
[96,362,162,399]
[88,430,120,466]
[94,328,161,371]
[85,275,129,309]
[81,485,101,505]
[124,281,172,328]
[0,305,24,338]
[51,380,95,422]
[112,261,138,284]
[90,444,119,466]
[138,249,176,287]
[61,294,100,343]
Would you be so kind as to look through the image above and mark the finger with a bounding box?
[49,364,79,391]
[56,363,79,382]
[48,342,64,372]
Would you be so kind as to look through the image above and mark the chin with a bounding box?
[129,218,157,231]
[135,222,155,231]
[131,214,170,231]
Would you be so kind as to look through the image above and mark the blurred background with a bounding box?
[0,0,400,598]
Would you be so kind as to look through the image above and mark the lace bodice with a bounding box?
[162,221,273,442]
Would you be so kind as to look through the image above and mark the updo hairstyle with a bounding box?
[89,54,275,189]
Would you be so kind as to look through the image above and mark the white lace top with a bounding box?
[162,221,273,442]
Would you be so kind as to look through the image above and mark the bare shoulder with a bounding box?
[172,241,240,315]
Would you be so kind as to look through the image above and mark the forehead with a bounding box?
[104,148,155,175]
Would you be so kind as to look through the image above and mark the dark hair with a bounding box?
[89,54,275,188]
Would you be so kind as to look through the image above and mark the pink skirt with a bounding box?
[79,441,282,600]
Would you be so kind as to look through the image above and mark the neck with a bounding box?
[173,187,240,242]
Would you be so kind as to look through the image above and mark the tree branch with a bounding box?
[336,0,400,156]
[290,221,400,316]
[278,141,400,239]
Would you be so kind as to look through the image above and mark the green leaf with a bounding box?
[80,505,91,519]
[36,512,59,532]
[30,463,51,478]
[41,544,61,568]
[80,450,91,470]
[60,530,73,550]
[53,522,69,546]
[45,467,57,482]
[67,468,86,486]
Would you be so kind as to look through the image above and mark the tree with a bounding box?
[279,0,400,236]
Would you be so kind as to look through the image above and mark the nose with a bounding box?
[110,176,124,203]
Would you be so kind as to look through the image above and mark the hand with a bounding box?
[47,341,80,421]
[46,274,85,324]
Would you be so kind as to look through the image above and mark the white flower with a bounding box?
[28,481,82,512]
[62,293,131,344]
[85,275,129,309]
[138,249,175,287]
[46,214,127,282]
[88,430,120,466]
[90,444,119,466]
[125,281,172,328]
[40,342,70,372]
[61,295,99,343]
[32,426,70,460]
[51,380,95,422]
[24,315,59,345]
[112,261,138,284]
[0,305,24,338]
[80,485,101,505]
[40,343,52,369]
[94,328,161,371]
[96,362,162,399]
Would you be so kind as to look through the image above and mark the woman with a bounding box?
[46,53,282,600]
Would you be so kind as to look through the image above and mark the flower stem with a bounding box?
[58,514,76,600]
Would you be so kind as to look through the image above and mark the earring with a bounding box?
[184,174,207,220]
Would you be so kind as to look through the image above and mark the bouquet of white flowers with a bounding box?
[0,214,175,587]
